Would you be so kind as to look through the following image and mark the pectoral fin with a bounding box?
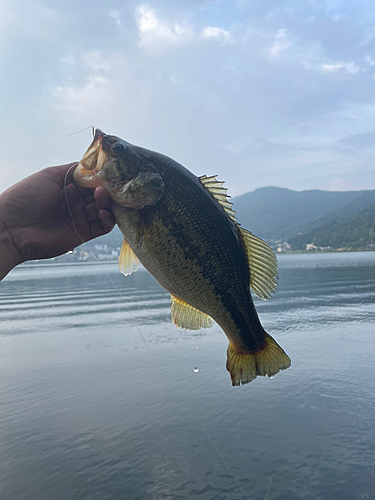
[171,295,214,330]
[119,238,139,276]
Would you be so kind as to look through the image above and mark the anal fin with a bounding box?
[171,295,214,330]
[119,238,139,276]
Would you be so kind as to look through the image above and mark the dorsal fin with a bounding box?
[119,238,139,276]
[199,174,278,300]
[239,228,278,301]
[171,294,214,330]
[199,175,237,222]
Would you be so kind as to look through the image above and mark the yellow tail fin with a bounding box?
[226,333,291,386]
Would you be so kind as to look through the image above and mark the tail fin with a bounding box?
[226,333,291,386]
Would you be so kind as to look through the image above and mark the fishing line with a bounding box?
[63,164,163,361]
[63,165,251,500]
[195,415,252,500]
[264,476,273,500]
[64,164,80,237]
[67,126,95,137]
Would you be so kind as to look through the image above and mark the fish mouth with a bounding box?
[73,129,108,188]
[74,128,164,210]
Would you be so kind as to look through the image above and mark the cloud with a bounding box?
[82,50,111,72]
[0,0,61,52]
[269,29,292,56]
[135,5,233,52]
[321,61,359,74]
[109,10,121,27]
[201,26,231,43]
[61,55,76,66]
[37,1,375,196]
[54,75,110,113]
[364,55,375,67]
[136,5,194,51]
[57,50,124,116]
[53,51,118,114]
[3,0,375,196]
[337,131,375,149]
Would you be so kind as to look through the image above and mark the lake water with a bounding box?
[1,252,375,500]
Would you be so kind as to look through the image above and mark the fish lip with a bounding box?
[73,129,108,187]
[79,129,104,171]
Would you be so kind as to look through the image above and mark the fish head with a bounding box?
[73,129,164,208]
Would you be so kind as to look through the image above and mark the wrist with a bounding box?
[0,205,22,281]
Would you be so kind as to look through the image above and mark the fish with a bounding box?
[74,129,291,385]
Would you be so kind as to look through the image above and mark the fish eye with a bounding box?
[112,142,126,154]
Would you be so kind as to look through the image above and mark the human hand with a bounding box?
[0,163,116,278]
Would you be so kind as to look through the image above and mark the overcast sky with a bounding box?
[1,0,375,196]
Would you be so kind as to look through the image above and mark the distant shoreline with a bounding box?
[276,248,375,255]
[17,247,375,267]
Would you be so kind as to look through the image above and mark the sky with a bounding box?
[1,0,375,196]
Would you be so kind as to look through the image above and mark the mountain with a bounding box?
[231,187,375,241]
[288,203,375,250]
[293,189,375,236]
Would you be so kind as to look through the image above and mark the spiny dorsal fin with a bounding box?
[199,175,237,222]
[171,294,214,330]
[119,238,139,276]
[239,228,278,301]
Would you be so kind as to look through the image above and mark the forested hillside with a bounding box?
[288,204,375,251]
[232,187,369,240]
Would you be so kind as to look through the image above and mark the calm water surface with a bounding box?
[1,252,375,500]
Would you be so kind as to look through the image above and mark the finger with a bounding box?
[99,208,116,227]
[64,183,86,212]
[58,166,95,197]
[89,219,114,239]
[85,203,101,223]
[63,162,80,185]
[94,186,113,209]
[46,163,80,187]
[75,185,95,197]
[84,195,95,204]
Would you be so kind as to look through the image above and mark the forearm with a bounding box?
[0,225,21,281]
[0,190,23,280]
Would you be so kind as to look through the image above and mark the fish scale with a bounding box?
[126,162,264,352]
[74,129,291,385]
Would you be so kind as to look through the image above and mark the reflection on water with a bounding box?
[1,252,375,499]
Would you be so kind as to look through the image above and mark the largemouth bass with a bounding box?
[74,129,291,385]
